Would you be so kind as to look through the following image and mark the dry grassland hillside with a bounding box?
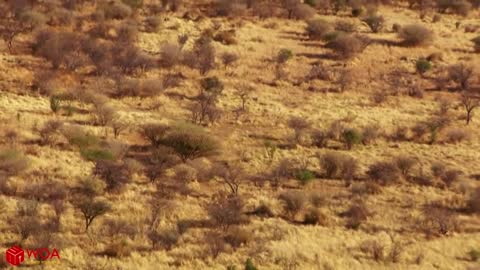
[0,0,480,269]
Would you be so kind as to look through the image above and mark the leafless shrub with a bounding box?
[94,160,132,192]
[141,123,170,147]
[306,19,333,40]
[335,20,358,32]
[279,191,307,220]
[367,161,401,185]
[320,152,358,180]
[288,116,311,144]
[221,52,239,68]
[311,129,328,148]
[145,16,162,33]
[448,63,475,90]
[39,120,63,146]
[468,187,480,213]
[394,156,417,179]
[160,42,182,68]
[361,124,381,145]
[398,24,434,46]
[327,34,370,59]
[148,229,180,250]
[224,227,251,249]
[360,240,385,261]
[291,3,316,20]
[444,128,470,143]
[303,208,330,225]
[214,30,237,45]
[345,200,372,229]
[420,206,460,236]
[208,194,247,231]
[209,162,245,195]
[102,1,132,19]
[460,92,480,125]
[440,169,462,187]
[306,64,333,81]
[0,148,29,178]
[116,21,138,43]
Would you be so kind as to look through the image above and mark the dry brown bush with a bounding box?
[279,191,307,220]
[39,120,63,146]
[398,24,434,46]
[306,19,333,40]
[102,1,132,19]
[360,240,385,261]
[327,34,370,59]
[224,227,251,249]
[288,116,311,144]
[148,229,180,250]
[448,63,475,90]
[291,3,316,20]
[214,30,238,45]
[160,42,182,68]
[367,161,401,185]
[444,128,470,143]
[320,151,358,180]
[141,123,170,147]
[94,160,132,192]
[0,148,29,178]
[345,200,372,229]
[303,208,330,225]
[394,156,417,179]
[208,194,247,231]
[468,187,480,213]
[420,206,460,236]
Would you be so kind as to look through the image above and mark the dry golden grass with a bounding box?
[0,1,479,270]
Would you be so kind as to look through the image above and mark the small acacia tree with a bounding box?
[160,124,219,162]
[460,92,480,125]
[75,197,111,232]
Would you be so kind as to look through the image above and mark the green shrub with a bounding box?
[245,258,257,270]
[295,169,315,185]
[49,96,61,114]
[342,128,362,150]
[468,248,480,261]
[277,49,293,64]
[415,58,432,75]
[80,148,115,162]
[362,15,385,33]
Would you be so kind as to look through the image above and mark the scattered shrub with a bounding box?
[141,123,170,147]
[335,20,357,33]
[448,63,474,90]
[473,36,480,53]
[312,129,328,148]
[214,30,237,45]
[361,124,381,145]
[103,1,132,19]
[74,197,111,232]
[279,191,307,220]
[288,116,311,144]
[306,19,333,40]
[148,229,180,250]
[0,148,29,177]
[208,195,246,231]
[327,34,370,59]
[444,128,470,143]
[320,152,358,180]
[160,43,182,68]
[345,200,371,229]
[468,187,480,213]
[367,161,401,185]
[39,120,63,146]
[362,14,385,33]
[415,58,432,75]
[341,128,362,150]
[245,258,258,270]
[303,208,329,225]
[94,160,132,192]
[468,248,480,262]
[398,24,434,46]
[360,240,385,261]
[420,207,460,236]
[394,156,417,179]
[295,169,316,185]
[277,49,294,64]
